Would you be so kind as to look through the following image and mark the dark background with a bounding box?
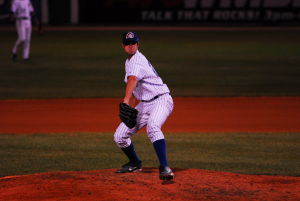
[1,0,300,25]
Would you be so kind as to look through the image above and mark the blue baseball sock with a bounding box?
[121,143,141,164]
[153,139,168,167]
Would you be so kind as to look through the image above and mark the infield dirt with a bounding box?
[1,97,300,133]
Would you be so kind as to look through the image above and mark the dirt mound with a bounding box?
[0,168,299,201]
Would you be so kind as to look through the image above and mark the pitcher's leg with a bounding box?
[114,123,142,173]
[146,95,174,180]
[146,95,173,143]
[114,122,135,148]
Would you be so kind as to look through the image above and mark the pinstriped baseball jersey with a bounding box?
[125,50,170,101]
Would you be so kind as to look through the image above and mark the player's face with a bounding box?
[122,43,138,56]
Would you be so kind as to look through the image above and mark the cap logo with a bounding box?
[126,32,135,39]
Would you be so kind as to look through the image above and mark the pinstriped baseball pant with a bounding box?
[114,94,173,148]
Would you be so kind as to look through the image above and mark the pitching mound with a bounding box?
[0,168,299,201]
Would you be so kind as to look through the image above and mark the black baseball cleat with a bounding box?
[116,161,142,173]
[12,53,17,61]
[159,166,174,180]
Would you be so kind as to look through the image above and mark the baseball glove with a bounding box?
[119,103,138,129]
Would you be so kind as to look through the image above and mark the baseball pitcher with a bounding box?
[11,0,34,61]
[114,32,174,180]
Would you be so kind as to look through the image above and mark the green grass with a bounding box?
[0,132,299,177]
[1,30,300,99]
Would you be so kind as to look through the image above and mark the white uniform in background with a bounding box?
[11,0,34,60]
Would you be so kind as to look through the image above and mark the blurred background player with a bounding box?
[114,32,174,180]
[11,0,34,61]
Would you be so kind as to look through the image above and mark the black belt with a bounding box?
[141,93,169,102]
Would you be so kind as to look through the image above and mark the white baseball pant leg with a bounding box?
[12,20,32,59]
[114,94,173,148]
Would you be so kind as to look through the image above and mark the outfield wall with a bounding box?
[1,0,300,26]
